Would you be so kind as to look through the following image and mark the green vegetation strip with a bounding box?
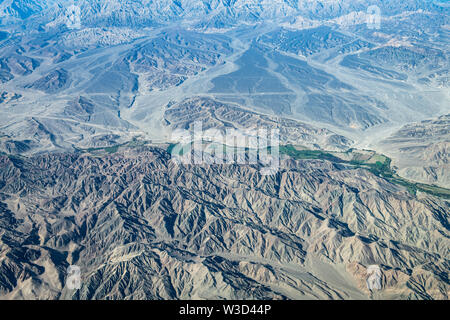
[279,144,450,200]
[53,141,450,199]
[75,139,152,155]
[94,141,449,200]
[279,145,344,162]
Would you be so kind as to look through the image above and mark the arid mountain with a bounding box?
[0,0,448,155]
[378,114,449,188]
[0,0,448,301]
[0,148,448,299]
[164,97,353,151]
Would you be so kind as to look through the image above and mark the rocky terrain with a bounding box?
[0,0,448,301]
[164,97,353,151]
[378,114,449,188]
[0,148,448,299]
[0,0,448,155]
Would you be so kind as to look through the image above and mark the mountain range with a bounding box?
[0,0,448,300]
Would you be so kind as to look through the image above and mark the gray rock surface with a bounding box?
[0,148,448,299]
